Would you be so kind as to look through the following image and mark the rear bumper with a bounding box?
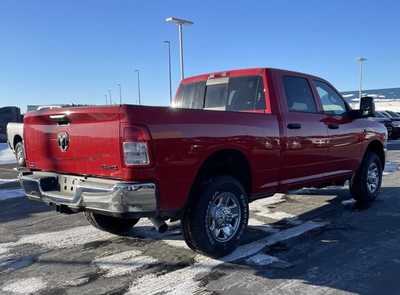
[19,171,157,217]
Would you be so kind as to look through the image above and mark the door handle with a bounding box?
[328,124,339,129]
[287,123,302,129]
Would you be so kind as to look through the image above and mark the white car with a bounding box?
[6,122,24,166]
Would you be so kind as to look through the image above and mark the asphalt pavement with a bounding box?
[0,142,399,295]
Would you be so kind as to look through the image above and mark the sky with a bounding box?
[1,0,400,111]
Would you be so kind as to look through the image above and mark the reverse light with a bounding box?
[122,126,151,166]
[123,142,149,165]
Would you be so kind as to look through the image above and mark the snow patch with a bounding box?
[248,218,280,233]
[384,161,399,175]
[0,143,16,165]
[0,189,24,201]
[251,193,287,207]
[16,225,114,249]
[342,199,356,206]
[127,221,327,295]
[0,225,114,262]
[94,250,157,278]
[0,178,18,184]
[1,277,47,294]
[246,253,279,265]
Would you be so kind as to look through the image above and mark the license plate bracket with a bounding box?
[58,175,80,194]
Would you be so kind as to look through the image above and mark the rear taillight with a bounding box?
[122,126,151,166]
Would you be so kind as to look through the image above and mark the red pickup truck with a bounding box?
[20,68,386,257]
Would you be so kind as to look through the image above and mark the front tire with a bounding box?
[350,151,383,204]
[182,175,249,257]
[84,211,139,235]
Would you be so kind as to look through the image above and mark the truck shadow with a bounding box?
[222,186,400,295]
[0,197,52,223]
[129,185,400,295]
[5,185,397,295]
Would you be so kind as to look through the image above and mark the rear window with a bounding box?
[174,75,266,112]
[283,76,317,113]
[174,81,205,109]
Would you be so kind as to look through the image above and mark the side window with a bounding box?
[226,76,265,111]
[174,82,205,109]
[283,76,317,113]
[314,80,347,115]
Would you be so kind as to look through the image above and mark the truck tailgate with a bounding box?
[24,106,124,179]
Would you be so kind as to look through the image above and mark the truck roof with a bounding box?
[181,67,327,85]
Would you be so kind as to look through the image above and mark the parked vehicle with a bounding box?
[386,110,400,119]
[374,111,399,140]
[6,122,25,166]
[382,111,400,139]
[19,68,386,257]
[0,106,23,143]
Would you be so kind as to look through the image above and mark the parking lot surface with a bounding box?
[0,142,399,295]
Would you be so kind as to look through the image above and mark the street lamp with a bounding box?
[165,16,193,80]
[117,83,122,105]
[108,89,112,104]
[356,57,367,99]
[134,69,141,105]
[163,40,173,104]
[105,94,108,105]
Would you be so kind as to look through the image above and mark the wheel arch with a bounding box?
[364,140,385,169]
[185,148,252,210]
[13,135,23,149]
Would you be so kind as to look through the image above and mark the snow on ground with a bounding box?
[1,277,47,294]
[0,178,18,184]
[128,221,327,295]
[94,250,158,278]
[0,189,24,201]
[0,143,16,165]
[350,99,400,112]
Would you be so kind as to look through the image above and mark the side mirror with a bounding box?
[359,96,375,117]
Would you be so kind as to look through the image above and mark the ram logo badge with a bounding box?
[57,132,69,152]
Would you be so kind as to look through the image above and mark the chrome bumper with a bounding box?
[19,171,157,215]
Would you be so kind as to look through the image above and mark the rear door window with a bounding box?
[283,76,317,113]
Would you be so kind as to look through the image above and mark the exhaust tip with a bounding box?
[149,217,168,233]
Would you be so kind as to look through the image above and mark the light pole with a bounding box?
[134,69,141,105]
[108,89,112,104]
[357,57,367,99]
[163,40,173,104]
[166,17,193,80]
[117,83,122,104]
[105,94,108,105]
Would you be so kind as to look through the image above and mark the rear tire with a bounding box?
[350,151,383,205]
[15,141,25,167]
[84,211,139,235]
[182,175,249,258]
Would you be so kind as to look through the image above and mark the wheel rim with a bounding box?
[207,192,241,243]
[367,162,380,194]
[16,144,24,165]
